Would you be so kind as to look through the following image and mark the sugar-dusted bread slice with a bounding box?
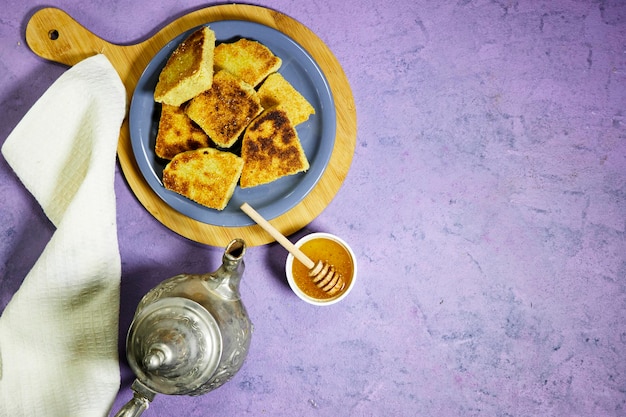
[154,26,216,106]
[155,104,211,159]
[184,70,263,148]
[257,73,315,126]
[163,148,243,210]
[240,106,309,188]
[214,38,282,87]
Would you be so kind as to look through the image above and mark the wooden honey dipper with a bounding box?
[240,203,345,295]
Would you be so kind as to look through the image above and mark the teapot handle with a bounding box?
[113,380,156,417]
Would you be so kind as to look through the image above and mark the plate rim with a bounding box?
[129,19,337,228]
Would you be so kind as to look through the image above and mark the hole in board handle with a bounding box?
[48,30,59,40]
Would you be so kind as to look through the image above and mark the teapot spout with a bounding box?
[113,380,156,417]
[224,238,246,263]
[204,238,246,301]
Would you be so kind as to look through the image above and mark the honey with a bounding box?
[291,237,354,300]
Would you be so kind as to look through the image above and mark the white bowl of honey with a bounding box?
[285,232,357,306]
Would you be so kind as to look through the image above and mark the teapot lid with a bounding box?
[126,297,222,395]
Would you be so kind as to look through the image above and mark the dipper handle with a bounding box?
[240,203,315,269]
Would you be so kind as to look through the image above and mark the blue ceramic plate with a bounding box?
[129,20,336,227]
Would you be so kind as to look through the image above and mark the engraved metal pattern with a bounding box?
[117,238,252,414]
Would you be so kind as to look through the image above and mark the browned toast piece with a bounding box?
[214,38,282,87]
[154,26,216,106]
[162,148,243,210]
[240,106,309,188]
[155,104,211,160]
[184,70,263,148]
[257,73,315,125]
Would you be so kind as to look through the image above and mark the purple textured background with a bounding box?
[2,1,626,416]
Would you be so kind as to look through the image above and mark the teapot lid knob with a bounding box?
[126,297,223,395]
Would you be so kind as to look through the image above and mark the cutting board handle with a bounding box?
[25,7,116,67]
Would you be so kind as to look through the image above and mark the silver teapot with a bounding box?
[114,239,252,417]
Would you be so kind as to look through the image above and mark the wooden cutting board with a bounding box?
[25,4,356,247]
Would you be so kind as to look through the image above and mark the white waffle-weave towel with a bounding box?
[0,54,125,416]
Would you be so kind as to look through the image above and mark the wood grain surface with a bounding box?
[24,4,356,246]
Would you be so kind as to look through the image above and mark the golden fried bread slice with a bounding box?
[257,73,315,125]
[154,26,216,106]
[214,38,282,87]
[155,104,211,160]
[240,106,309,188]
[163,148,243,210]
[185,70,263,148]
